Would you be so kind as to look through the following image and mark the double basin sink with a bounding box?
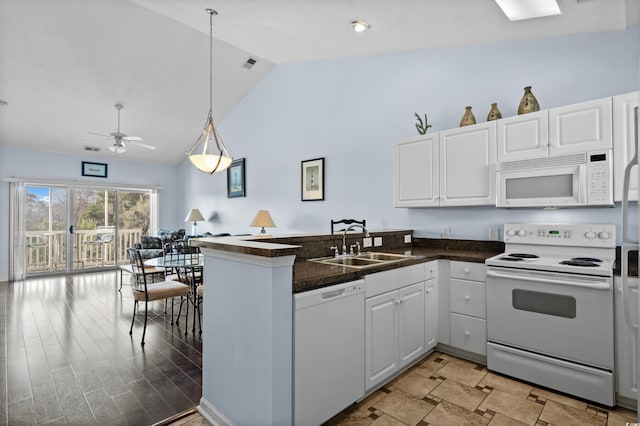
[310,252,414,269]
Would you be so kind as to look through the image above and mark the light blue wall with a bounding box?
[179,29,640,242]
[0,146,180,281]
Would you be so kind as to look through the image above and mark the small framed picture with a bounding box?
[81,161,108,178]
[227,158,246,198]
[301,157,324,201]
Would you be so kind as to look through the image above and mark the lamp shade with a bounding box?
[250,210,276,234]
[185,209,205,222]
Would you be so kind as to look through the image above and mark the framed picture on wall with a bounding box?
[81,161,108,178]
[227,158,246,198]
[301,157,324,201]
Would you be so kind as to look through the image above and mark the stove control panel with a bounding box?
[503,223,616,247]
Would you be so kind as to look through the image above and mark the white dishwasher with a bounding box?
[294,279,365,426]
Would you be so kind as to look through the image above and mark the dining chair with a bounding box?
[175,249,203,335]
[331,219,366,234]
[127,248,191,346]
[196,285,204,334]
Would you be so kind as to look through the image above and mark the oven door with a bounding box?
[486,267,614,370]
[497,164,585,207]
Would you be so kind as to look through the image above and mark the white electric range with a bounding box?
[485,223,616,406]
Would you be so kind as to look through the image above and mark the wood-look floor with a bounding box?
[0,271,202,425]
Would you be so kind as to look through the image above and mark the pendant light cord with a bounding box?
[207,9,216,118]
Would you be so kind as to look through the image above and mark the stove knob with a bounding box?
[585,231,596,239]
[506,229,516,237]
[517,230,526,237]
[598,231,611,240]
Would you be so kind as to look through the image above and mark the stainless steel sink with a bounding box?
[354,252,410,261]
[310,252,413,269]
[318,257,381,267]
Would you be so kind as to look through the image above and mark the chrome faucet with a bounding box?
[341,224,370,256]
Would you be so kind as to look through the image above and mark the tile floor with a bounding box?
[327,351,637,426]
[178,350,637,426]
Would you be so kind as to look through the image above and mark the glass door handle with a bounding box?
[69,225,74,234]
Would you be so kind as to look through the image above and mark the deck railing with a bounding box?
[25,228,143,274]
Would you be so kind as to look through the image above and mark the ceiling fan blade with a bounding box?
[129,140,156,150]
[122,136,143,141]
[88,131,112,138]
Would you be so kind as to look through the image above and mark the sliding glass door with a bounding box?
[72,188,117,271]
[24,186,68,273]
[19,184,153,277]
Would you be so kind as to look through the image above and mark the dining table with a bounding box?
[143,253,204,269]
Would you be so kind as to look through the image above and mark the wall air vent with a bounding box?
[243,57,257,70]
[83,146,101,152]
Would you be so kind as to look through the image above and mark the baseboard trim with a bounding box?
[199,398,234,426]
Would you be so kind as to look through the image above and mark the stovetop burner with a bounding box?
[559,260,600,267]
[570,257,602,263]
[498,257,524,262]
[508,253,540,259]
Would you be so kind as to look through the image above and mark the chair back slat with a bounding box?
[331,218,366,234]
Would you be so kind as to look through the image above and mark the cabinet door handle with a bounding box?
[464,331,471,336]
[464,268,470,273]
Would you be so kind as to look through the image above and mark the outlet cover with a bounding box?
[404,234,412,243]
[363,237,372,248]
[374,237,383,247]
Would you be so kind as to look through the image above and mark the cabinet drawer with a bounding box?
[450,313,486,355]
[366,264,425,298]
[450,261,486,282]
[450,279,486,318]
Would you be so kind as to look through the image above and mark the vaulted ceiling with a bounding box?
[0,0,637,165]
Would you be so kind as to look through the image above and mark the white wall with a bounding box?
[0,146,180,281]
[179,29,640,241]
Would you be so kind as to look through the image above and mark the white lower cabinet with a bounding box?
[424,261,438,351]
[365,263,437,392]
[365,282,424,391]
[448,261,487,356]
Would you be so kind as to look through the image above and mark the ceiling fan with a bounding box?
[88,103,156,154]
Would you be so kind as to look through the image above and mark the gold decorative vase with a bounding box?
[518,86,540,115]
[487,103,502,121]
[459,106,476,127]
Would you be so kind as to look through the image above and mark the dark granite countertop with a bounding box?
[293,244,502,293]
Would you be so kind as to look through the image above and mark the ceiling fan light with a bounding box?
[495,0,561,21]
[109,144,127,154]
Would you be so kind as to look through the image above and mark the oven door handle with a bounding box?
[486,270,611,290]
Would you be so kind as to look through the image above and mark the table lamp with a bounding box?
[250,210,276,235]
[185,208,205,236]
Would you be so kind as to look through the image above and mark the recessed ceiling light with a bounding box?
[351,20,370,32]
[495,0,561,21]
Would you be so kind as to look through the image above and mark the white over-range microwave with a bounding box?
[496,149,613,208]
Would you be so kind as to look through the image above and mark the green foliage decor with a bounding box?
[414,113,432,135]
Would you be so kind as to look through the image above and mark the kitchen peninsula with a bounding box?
[191,232,502,425]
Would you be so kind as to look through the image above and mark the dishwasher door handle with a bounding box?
[322,288,346,300]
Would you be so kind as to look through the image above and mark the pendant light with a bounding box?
[186,9,233,174]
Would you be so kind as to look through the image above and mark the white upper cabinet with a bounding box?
[613,91,640,202]
[394,134,439,207]
[497,110,549,162]
[394,123,496,208]
[439,122,497,206]
[549,97,613,155]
